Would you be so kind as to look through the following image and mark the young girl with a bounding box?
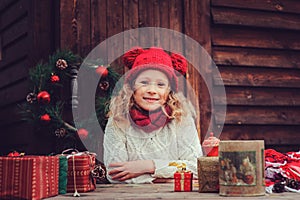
[103,47,203,183]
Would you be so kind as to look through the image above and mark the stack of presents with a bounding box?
[174,133,300,196]
[0,150,101,200]
[1,136,299,199]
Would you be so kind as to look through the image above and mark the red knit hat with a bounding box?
[123,47,187,91]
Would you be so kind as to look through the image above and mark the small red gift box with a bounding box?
[0,156,59,200]
[174,171,193,192]
[65,151,96,193]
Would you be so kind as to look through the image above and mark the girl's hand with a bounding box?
[108,160,155,181]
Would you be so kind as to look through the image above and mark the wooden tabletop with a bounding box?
[50,183,299,200]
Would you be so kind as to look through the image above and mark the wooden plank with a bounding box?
[0,0,16,12]
[212,0,300,14]
[184,0,212,141]
[0,79,28,108]
[91,0,107,47]
[0,36,29,70]
[59,0,77,52]
[212,25,300,50]
[50,183,300,199]
[169,0,184,66]
[169,0,184,95]
[215,106,300,125]
[0,104,24,127]
[213,47,300,68]
[107,0,123,73]
[0,60,29,89]
[266,145,299,153]
[169,0,183,32]
[138,0,154,27]
[90,0,107,64]
[153,0,169,47]
[28,0,55,64]
[214,66,300,88]
[123,0,138,31]
[214,86,300,106]
[1,15,28,48]
[0,122,33,146]
[123,0,138,72]
[138,0,155,47]
[107,0,123,37]
[0,0,28,31]
[211,7,300,31]
[220,125,300,145]
[75,0,91,56]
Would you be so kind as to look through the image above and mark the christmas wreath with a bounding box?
[19,50,120,153]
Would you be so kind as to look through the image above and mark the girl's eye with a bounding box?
[140,81,148,85]
[157,82,166,87]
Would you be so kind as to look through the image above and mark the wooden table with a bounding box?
[51,183,299,200]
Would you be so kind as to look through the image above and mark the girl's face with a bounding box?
[133,69,170,111]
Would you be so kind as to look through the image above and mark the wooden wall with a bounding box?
[211,0,300,152]
[1,0,298,154]
[59,0,300,152]
[0,0,58,155]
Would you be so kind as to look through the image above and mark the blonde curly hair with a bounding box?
[107,83,196,123]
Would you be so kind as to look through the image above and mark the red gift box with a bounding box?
[66,152,96,193]
[174,171,193,192]
[0,156,59,200]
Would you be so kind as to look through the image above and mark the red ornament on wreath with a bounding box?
[95,65,109,78]
[37,91,51,104]
[78,128,88,140]
[7,151,21,157]
[50,74,60,83]
[40,114,51,122]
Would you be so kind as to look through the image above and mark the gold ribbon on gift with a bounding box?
[169,162,187,172]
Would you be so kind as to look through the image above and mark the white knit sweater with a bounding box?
[103,114,203,183]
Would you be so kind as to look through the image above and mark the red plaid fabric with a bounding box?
[0,156,59,200]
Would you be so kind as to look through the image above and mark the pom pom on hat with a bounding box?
[123,47,188,92]
[123,47,145,69]
[171,53,188,76]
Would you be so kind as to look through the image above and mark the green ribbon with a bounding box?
[58,156,68,194]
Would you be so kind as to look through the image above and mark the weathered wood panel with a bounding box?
[214,67,300,88]
[211,0,300,14]
[91,0,107,47]
[212,7,300,30]
[220,125,300,145]
[1,16,28,48]
[212,25,300,50]
[107,0,123,72]
[211,0,300,152]
[0,0,57,155]
[215,106,300,125]
[214,66,300,88]
[213,47,300,69]
[184,0,211,140]
[74,0,91,56]
[59,0,77,52]
[214,87,300,106]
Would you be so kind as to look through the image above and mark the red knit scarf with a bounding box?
[129,105,172,133]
